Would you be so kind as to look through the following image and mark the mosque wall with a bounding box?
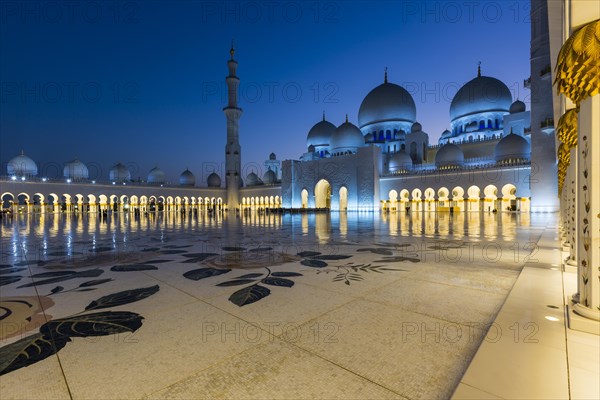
[281,146,381,211]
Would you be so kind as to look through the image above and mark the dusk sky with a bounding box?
[1,0,532,182]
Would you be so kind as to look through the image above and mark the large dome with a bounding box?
[179,169,195,186]
[109,163,131,182]
[263,168,277,185]
[450,75,512,121]
[389,151,413,173]
[435,143,464,168]
[358,81,416,129]
[494,133,530,163]
[330,119,365,152]
[147,166,166,184]
[7,151,38,177]
[245,172,262,186]
[307,117,336,149]
[63,158,88,180]
[207,172,221,187]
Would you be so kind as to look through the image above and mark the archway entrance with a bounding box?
[339,187,348,211]
[301,189,308,209]
[315,179,331,209]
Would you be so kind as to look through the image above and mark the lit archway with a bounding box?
[339,186,348,211]
[301,189,308,209]
[315,179,331,209]
[501,184,517,212]
[424,188,435,212]
[483,185,498,212]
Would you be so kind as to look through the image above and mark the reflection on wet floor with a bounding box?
[1,210,540,261]
[0,210,559,399]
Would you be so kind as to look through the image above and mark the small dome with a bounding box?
[245,172,262,186]
[307,144,315,153]
[435,143,464,168]
[440,129,452,139]
[207,172,221,187]
[450,75,512,121]
[63,158,88,180]
[269,152,276,160]
[263,169,277,184]
[330,120,364,153]
[389,151,413,173]
[147,166,166,184]
[358,81,417,128]
[494,133,530,163]
[307,118,336,149]
[109,163,131,182]
[509,100,526,114]
[7,151,38,177]
[179,169,195,186]
[411,122,422,133]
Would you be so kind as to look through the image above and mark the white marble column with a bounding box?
[573,94,600,321]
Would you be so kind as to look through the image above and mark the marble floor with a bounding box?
[0,211,597,399]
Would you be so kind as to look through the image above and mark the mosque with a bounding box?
[2,38,556,215]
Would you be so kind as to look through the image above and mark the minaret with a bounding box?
[529,0,558,212]
[224,42,242,210]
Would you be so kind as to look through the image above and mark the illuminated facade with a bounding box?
[2,9,564,217]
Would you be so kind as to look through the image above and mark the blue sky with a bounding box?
[0,0,532,182]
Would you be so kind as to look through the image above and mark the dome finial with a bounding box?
[477,61,481,77]
[230,39,235,59]
[345,114,348,123]
[384,67,388,83]
[323,110,326,121]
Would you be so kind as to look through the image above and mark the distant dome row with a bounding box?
[307,68,526,151]
[5,153,223,187]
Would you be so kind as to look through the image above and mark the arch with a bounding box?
[400,189,410,201]
[424,188,435,201]
[339,186,348,211]
[451,186,464,199]
[483,184,498,212]
[501,183,518,212]
[301,188,308,208]
[411,188,422,200]
[16,192,30,204]
[501,184,517,199]
[388,189,398,202]
[467,185,480,199]
[32,192,45,204]
[484,185,498,200]
[275,195,280,206]
[437,187,449,201]
[315,179,331,209]
[424,188,436,212]
[1,192,15,209]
